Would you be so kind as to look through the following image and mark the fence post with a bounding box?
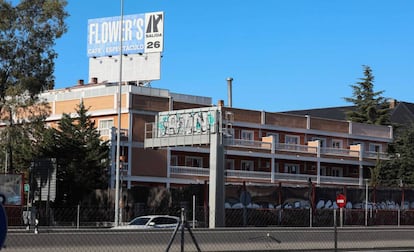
[193,194,196,229]
[77,204,80,229]
[309,207,312,227]
[333,209,337,252]
[398,209,400,227]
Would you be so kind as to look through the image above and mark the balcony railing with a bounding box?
[226,169,271,180]
[169,166,360,185]
[276,143,316,153]
[364,151,390,160]
[321,147,360,157]
[224,138,389,160]
[170,166,210,176]
[224,138,271,150]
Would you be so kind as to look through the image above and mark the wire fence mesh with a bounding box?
[6,204,414,228]
[5,205,414,251]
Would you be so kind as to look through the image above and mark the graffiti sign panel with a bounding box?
[158,108,217,137]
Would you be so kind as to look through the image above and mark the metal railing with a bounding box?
[170,166,210,176]
[321,147,359,157]
[224,138,271,150]
[226,169,271,180]
[169,166,360,185]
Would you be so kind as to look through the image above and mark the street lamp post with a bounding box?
[114,0,124,227]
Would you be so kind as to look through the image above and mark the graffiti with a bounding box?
[158,110,216,137]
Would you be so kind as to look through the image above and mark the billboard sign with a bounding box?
[158,108,218,137]
[87,11,164,57]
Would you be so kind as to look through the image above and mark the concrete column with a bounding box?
[209,131,225,228]
[358,144,364,186]
[166,147,171,189]
[110,127,117,188]
[271,136,276,183]
[316,140,321,185]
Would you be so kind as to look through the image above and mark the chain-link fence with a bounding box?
[6,204,414,228]
[5,183,414,251]
[5,206,414,252]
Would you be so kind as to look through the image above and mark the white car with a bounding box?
[112,215,180,229]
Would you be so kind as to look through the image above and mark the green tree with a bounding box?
[378,125,414,187]
[0,0,68,173]
[0,0,68,98]
[344,65,390,125]
[53,102,109,205]
[0,90,52,173]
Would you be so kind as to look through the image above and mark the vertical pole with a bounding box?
[309,207,312,228]
[180,208,185,252]
[26,186,30,230]
[4,151,7,174]
[365,180,368,226]
[77,204,80,229]
[192,194,196,229]
[398,208,400,227]
[8,108,13,173]
[334,208,337,252]
[114,0,124,227]
[316,140,321,185]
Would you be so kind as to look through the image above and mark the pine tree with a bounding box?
[344,65,390,125]
[378,125,414,187]
[54,102,109,205]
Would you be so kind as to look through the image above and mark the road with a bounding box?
[4,226,414,251]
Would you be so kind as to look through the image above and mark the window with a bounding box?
[98,119,114,137]
[241,160,254,171]
[320,166,327,176]
[332,167,343,177]
[226,159,235,170]
[369,143,382,153]
[284,164,299,174]
[152,217,179,225]
[332,139,343,149]
[285,135,300,150]
[286,135,299,145]
[170,155,178,166]
[185,156,203,167]
[241,130,254,140]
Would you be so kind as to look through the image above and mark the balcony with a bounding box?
[276,143,316,153]
[224,137,389,161]
[170,166,210,176]
[364,151,390,160]
[169,166,360,186]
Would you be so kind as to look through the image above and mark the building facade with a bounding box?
[40,80,393,192]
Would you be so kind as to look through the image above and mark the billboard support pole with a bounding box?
[114,0,124,227]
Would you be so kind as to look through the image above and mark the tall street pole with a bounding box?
[114,0,124,227]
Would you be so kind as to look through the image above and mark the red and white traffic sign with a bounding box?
[336,194,346,208]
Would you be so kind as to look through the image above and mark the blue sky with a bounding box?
[54,0,414,111]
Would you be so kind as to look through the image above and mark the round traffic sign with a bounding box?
[336,194,346,208]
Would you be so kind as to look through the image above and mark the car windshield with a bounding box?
[129,217,151,225]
